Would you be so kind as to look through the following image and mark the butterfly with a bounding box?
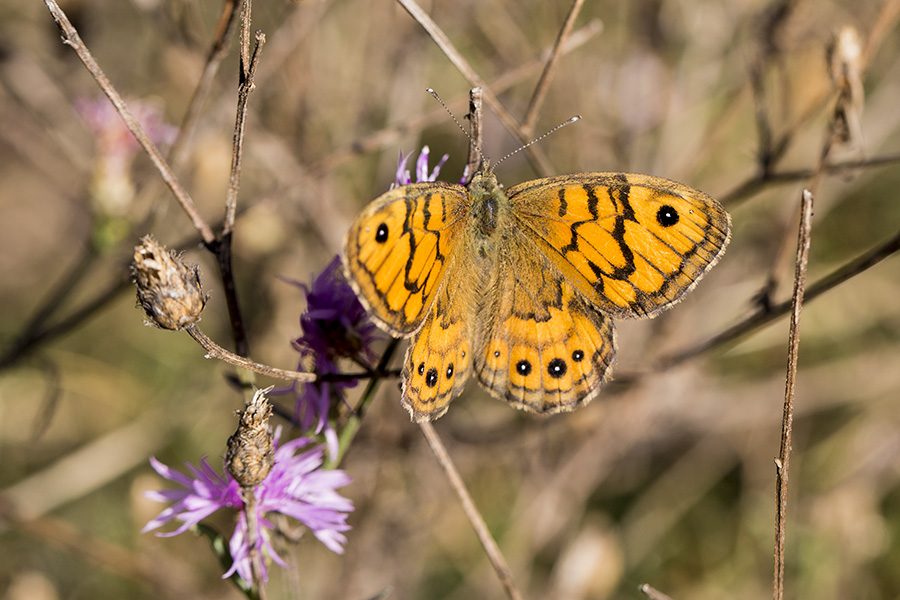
[342,159,731,422]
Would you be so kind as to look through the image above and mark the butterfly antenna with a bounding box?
[493,116,581,168]
[427,88,472,143]
[427,88,485,167]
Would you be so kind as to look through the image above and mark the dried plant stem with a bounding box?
[167,0,241,168]
[225,0,264,236]
[720,152,900,206]
[395,0,554,176]
[639,583,675,600]
[185,325,314,382]
[773,189,814,600]
[208,1,266,361]
[310,20,602,177]
[331,339,401,468]
[42,0,216,246]
[521,0,586,134]
[466,87,485,177]
[242,489,268,600]
[419,422,523,600]
[658,214,900,369]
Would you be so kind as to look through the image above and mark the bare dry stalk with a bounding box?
[419,422,524,600]
[394,0,555,176]
[168,0,242,169]
[773,189,814,600]
[639,583,676,600]
[521,0,586,134]
[185,325,315,382]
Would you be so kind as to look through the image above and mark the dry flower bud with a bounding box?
[131,235,206,330]
[225,389,275,488]
[827,26,864,147]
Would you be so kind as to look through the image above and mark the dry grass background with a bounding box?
[1,0,900,598]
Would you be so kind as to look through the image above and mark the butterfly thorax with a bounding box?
[467,171,510,245]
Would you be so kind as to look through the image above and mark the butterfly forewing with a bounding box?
[342,181,469,335]
[508,172,731,319]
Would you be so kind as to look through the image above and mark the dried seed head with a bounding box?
[131,235,206,330]
[225,389,275,488]
[827,26,864,147]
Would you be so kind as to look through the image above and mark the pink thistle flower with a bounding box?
[143,429,353,584]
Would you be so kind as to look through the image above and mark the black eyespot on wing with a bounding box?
[446,364,454,379]
[572,350,584,362]
[375,223,389,242]
[425,367,438,388]
[418,362,425,376]
[547,358,567,379]
[516,360,532,376]
[656,205,679,227]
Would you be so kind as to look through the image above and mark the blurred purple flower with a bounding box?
[274,257,380,456]
[143,428,353,584]
[76,96,177,155]
[76,96,178,227]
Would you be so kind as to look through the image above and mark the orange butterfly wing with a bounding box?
[473,228,616,414]
[508,172,731,319]
[342,181,469,335]
[400,241,477,421]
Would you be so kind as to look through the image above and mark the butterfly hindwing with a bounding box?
[474,229,616,413]
[342,181,469,335]
[509,172,731,319]
[401,249,476,421]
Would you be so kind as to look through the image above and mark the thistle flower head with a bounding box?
[144,428,353,585]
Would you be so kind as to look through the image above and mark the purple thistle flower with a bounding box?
[274,257,380,456]
[392,145,449,188]
[143,429,353,584]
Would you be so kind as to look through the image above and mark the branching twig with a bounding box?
[214,1,266,360]
[773,189,814,600]
[419,422,523,600]
[167,0,242,169]
[395,0,555,176]
[521,0,586,134]
[657,216,900,370]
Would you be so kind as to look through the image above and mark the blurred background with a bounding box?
[1,0,899,598]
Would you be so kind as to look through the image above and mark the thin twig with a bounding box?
[224,6,265,236]
[42,0,216,246]
[773,189,814,600]
[167,0,242,169]
[330,339,401,468]
[418,422,523,600]
[215,4,266,359]
[185,325,315,382]
[639,583,675,600]
[395,0,555,176]
[308,20,602,177]
[719,152,900,206]
[657,216,900,369]
[521,0,585,134]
